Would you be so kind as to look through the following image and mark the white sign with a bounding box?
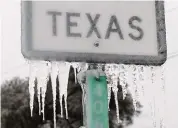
[21,1,167,65]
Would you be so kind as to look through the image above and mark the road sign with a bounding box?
[21,1,167,65]
[86,74,109,128]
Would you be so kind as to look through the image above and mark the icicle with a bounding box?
[76,62,88,122]
[107,84,112,110]
[160,65,166,128]
[71,62,79,84]
[138,65,145,96]
[149,66,159,128]
[157,65,166,128]
[60,96,64,118]
[79,63,88,121]
[150,66,156,84]
[36,61,51,117]
[64,94,68,119]
[112,86,120,123]
[134,65,146,103]
[110,64,120,123]
[51,62,59,128]
[77,69,88,126]
[58,62,71,119]
[41,62,50,120]
[70,63,88,125]
[149,65,167,128]
[28,61,38,117]
[118,64,127,100]
[35,62,44,115]
[160,65,166,96]
[130,65,138,111]
[104,64,112,110]
[37,76,41,115]
[150,97,157,128]
[74,69,77,83]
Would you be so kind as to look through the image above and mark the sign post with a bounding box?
[86,71,109,128]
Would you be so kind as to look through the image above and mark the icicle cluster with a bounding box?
[28,61,71,128]
[103,64,166,127]
[28,61,166,128]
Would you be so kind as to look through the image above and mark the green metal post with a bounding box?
[85,71,109,128]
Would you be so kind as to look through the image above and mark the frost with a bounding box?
[29,61,50,119]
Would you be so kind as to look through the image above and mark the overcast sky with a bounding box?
[1,0,178,128]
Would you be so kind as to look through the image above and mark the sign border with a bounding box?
[21,1,167,66]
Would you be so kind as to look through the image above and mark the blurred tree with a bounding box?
[1,67,142,128]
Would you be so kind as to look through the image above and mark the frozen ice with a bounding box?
[29,61,38,117]
[71,62,79,84]
[58,62,71,119]
[129,65,139,111]
[36,61,50,116]
[51,61,59,128]
[71,62,89,84]
[118,64,128,100]
[28,61,167,128]
[105,64,121,123]
[40,62,50,120]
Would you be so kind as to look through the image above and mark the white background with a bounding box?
[1,0,178,128]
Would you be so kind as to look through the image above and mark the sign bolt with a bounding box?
[94,41,100,47]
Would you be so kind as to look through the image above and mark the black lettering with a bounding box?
[105,15,124,39]
[47,11,62,36]
[86,13,101,38]
[129,16,144,41]
[66,12,81,37]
